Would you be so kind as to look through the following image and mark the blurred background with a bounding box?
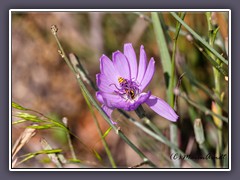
[11,11,229,168]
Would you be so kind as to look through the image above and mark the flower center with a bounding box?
[116,77,140,100]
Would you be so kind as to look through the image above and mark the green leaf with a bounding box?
[151,12,172,102]
[12,102,28,110]
[212,26,220,42]
[22,149,63,157]
[40,138,64,168]
[68,158,81,163]
[17,149,63,167]
[102,127,112,139]
[16,112,43,123]
[93,149,102,161]
[27,124,56,130]
[12,119,27,125]
[17,154,35,166]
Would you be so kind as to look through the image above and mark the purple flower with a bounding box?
[96,43,178,124]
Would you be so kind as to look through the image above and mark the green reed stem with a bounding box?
[152,12,179,167]
[69,53,116,167]
[76,66,157,167]
[170,12,185,107]
[151,12,172,101]
[171,12,228,66]
[81,86,117,168]
[205,12,223,168]
[170,12,185,168]
[76,76,156,167]
[152,12,185,168]
[51,25,157,168]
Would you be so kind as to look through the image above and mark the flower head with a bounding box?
[96,43,178,124]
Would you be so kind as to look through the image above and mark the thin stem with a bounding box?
[67,130,77,160]
[151,13,181,167]
[62,118,78,161]
[51,25,157,168]
[171,12,228,65]
[205,12,223,168]
[189,40,228,76]
[69,54,116,167]
[151,12,172,102]
[81,87,117,168]
[185,71,227,112]
[75,66,156,167]
[169,12,185,107]
[169,12,185,168]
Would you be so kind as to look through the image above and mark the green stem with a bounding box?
[169,12,185,107]
[69,53,116,167]
[171,12,228,65]
[51,25,157,168]
[81,88,117,168]
[205,12,223,168]
[169,12,185,168]
[152,12,181,167]
[75,68,156,167]
[151,12,172,102]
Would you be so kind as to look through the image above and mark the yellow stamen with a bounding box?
[130,90,135,99]
[118,77,126,84]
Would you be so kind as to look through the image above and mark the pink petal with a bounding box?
[123,91,151,111]
[96,91,104,104]
[102,105,117,125]
[96,73,116,93]
[124,43,138,80]
[112,51,131,80]
[139,58,155,91]
[145,95,179,122]
[136,45,147,85]
[100,55,119,85]
[99,92,125,109]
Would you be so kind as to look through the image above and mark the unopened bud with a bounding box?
[194,118,205,145]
